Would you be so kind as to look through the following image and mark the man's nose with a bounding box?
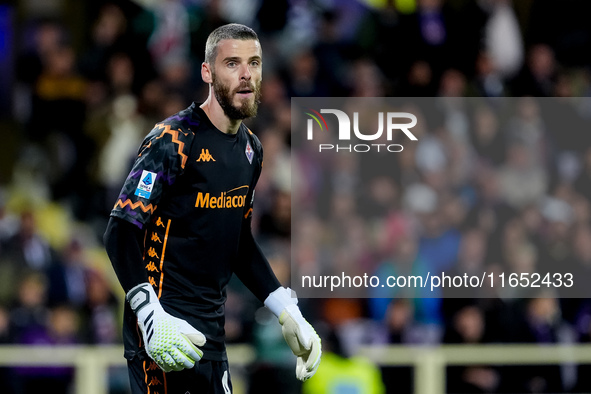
[240,64,252,80]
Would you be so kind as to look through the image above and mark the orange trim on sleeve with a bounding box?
[154,124,189,169]
[138,141,152,157]
[158,219,171,299]
[136,317,144,349]
[143,360,150,394]
[163,369,168,394]
[114,199,157,214]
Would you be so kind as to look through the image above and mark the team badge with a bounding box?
[245,141,254,164]
[135,170,157,198]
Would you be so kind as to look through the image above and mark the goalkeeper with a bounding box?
[103,23,321,394]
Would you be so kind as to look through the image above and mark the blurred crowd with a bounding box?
[292,95,591,392]
[1,0,591,392]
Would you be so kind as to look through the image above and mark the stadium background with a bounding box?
[1,0,591,393]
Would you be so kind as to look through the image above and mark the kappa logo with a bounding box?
[147,247,160,259]
[151,232,162,243]
[145,261,159,272]
[197,148,215,162]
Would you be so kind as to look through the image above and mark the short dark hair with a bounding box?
[204,23,259,64]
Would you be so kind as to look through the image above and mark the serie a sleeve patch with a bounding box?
[135,170,157,199]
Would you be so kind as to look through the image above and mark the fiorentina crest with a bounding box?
[245,141,254,164]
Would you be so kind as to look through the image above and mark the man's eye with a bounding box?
[250,61,260,67]
[227,62,236,67]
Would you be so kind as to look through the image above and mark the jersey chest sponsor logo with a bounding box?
[195,185,249,209]
[196,148,216,162]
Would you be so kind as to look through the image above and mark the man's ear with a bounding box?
[202,62,213,84]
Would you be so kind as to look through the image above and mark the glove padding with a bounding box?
[279,304,322,381]
[128,283,206,372]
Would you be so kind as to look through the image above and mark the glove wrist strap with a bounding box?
[279,304,304,324]
[127,283,158,315]
[264,286,298,318]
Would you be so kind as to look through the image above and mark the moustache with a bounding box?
[234,83,257,94]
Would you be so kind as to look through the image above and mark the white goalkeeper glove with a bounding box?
[127,283,206,372]
[264,287,322,381]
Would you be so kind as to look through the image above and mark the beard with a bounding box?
[212,74,262,120]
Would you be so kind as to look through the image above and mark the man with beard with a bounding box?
[104,24,321,393]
